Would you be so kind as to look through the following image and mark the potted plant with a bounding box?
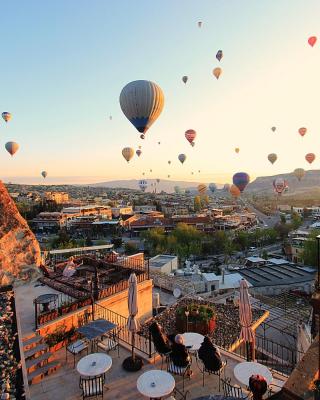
[45,326,66,352]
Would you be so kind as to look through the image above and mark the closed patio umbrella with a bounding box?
[123,273,143,371]
[239,279,255,361]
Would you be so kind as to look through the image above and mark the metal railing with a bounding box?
[94,303,156,358]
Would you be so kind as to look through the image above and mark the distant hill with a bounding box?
[89,179,204,193]
[248,169,320,196]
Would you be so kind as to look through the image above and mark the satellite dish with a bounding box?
[173,288,181,298]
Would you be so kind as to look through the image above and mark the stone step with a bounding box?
[23,332,38,342]
[26,352,54,374]
[23,335,43,352]
[28,361,61,385]
[24,343,48,360]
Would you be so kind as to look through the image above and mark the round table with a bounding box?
[137,370,175,399]
[233,362,273,386]
[77,353,112,377]
[182,332,204,352]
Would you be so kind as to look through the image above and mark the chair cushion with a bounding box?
[97,338,117,352]
[83,379,103,396]
[67,339,88,354]
[167,363,187,375]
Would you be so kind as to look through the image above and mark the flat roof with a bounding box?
[245,256,266,263]
[49,244,114,254]
[149,254,177,268]
[239,264,315,287]
[266,258,288,265]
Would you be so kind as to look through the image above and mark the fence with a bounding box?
[94,303,156,358]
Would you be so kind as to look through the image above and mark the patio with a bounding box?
[29,344,286,400]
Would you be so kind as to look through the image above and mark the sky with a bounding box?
[0,0,320,185]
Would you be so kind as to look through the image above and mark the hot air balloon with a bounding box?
[156,178,160,183]
[294,168,305,181]
[168,174,170,178]
[150,169,152,173]
[213,67,222,79]
[209,183,217,193]
[2,112,12,123]
[5,141,19,156]
[109,115,112,120]
[235,147,240,154]
[271,127,276,132]
[122,147,134,163]
[223,183,231,192]
[273,178,286,195]
[138,145,142,149]
[191,172,194,175]
[229,184,241,198]
[298,127,307,137]
[140,134,145,140]
[198,21,202,28]
[158,141,161,145]
[136,149,142,157]
[182,76,188,84]
[178,154,187,164]
[308,36,317,47]
[119,80,164,136]
[198,170,201,173]
[174,186,181,194]
[139,179,148,192]
[216,50,223,62]
[305,153,315,164]
[142,172,145,176]
[268,153,277,164]
[185,129,196,145]
[41,171,48,179]
[198,184,207,195]
[191,142,195,147]
[233,172,250,193]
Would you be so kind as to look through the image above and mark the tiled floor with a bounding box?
[29,346,242,400]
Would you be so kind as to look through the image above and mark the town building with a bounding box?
[45,191,69,204]
[149,254,178,274]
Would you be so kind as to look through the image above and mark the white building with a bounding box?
[149,255,178,274]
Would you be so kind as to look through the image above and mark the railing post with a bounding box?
[34,300,38,330]
[148,331,152,358]
[147,258,150,280]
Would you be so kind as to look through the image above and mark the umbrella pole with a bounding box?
[132,332,135,361]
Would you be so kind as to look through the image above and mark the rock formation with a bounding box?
[0,180,41,285]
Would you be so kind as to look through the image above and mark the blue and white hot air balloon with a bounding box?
[139,179,148,192]
[119,80,164,136]
[209,183,217,193]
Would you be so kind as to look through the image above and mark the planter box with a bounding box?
[176,314,216,335]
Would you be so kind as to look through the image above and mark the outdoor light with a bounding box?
[185,310,189,333]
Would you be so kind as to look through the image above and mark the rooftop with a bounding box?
[149,254,177,268]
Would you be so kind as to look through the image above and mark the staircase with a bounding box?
[22,333,61,385]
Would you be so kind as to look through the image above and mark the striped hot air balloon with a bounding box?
[197,184,207,195]
[185,129,196,145]
[139,179,148,192]
[5,141,19,156]
[119,80,164,136]
[305,153,315,164]
[233,172,250,193]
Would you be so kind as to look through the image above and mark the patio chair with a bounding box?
[66,338,89,368]
[81,375,104,399]
[167,388,190,399]
[221,377,251,399]
[97,329,120,357]
[197,358,227,391]
[167,359,192,392]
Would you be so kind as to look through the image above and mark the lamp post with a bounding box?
[313,236,320,396]
[185,310,189,333]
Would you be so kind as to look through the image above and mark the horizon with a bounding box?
[1,1,320,184]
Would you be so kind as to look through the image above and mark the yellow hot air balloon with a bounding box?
[294,168,305,181]
[229,184,241,198]
[235,147,240,154]
[213,67,222,80]
[197,184,207,195]
[122,147,134,163]
[268,153,277,164]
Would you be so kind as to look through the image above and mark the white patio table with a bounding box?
[182,332,204,352]
[234,361,273,386]
[77,353,112,378]
[137,369,175,399]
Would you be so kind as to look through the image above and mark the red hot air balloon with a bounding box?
[308,36,317,47]
[298,127,307,137]
[185,129,196,145]
[305,153,315,164]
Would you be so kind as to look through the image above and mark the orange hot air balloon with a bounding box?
[298,127,307,137]
[229,184,241,198]
[268,153,277,164]
[197,184,207,195]
[122,147,134,162]
[308,36,317,47]
[305,153,315,164]
[235,147,240,154]
[213,67,222,80]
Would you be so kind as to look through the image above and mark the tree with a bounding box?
[124,242,138,255]
[111,237,123,249]
[194,196,201,212]
[141,228,166,256]
[291,212,302,230]
[303,229,320,267]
